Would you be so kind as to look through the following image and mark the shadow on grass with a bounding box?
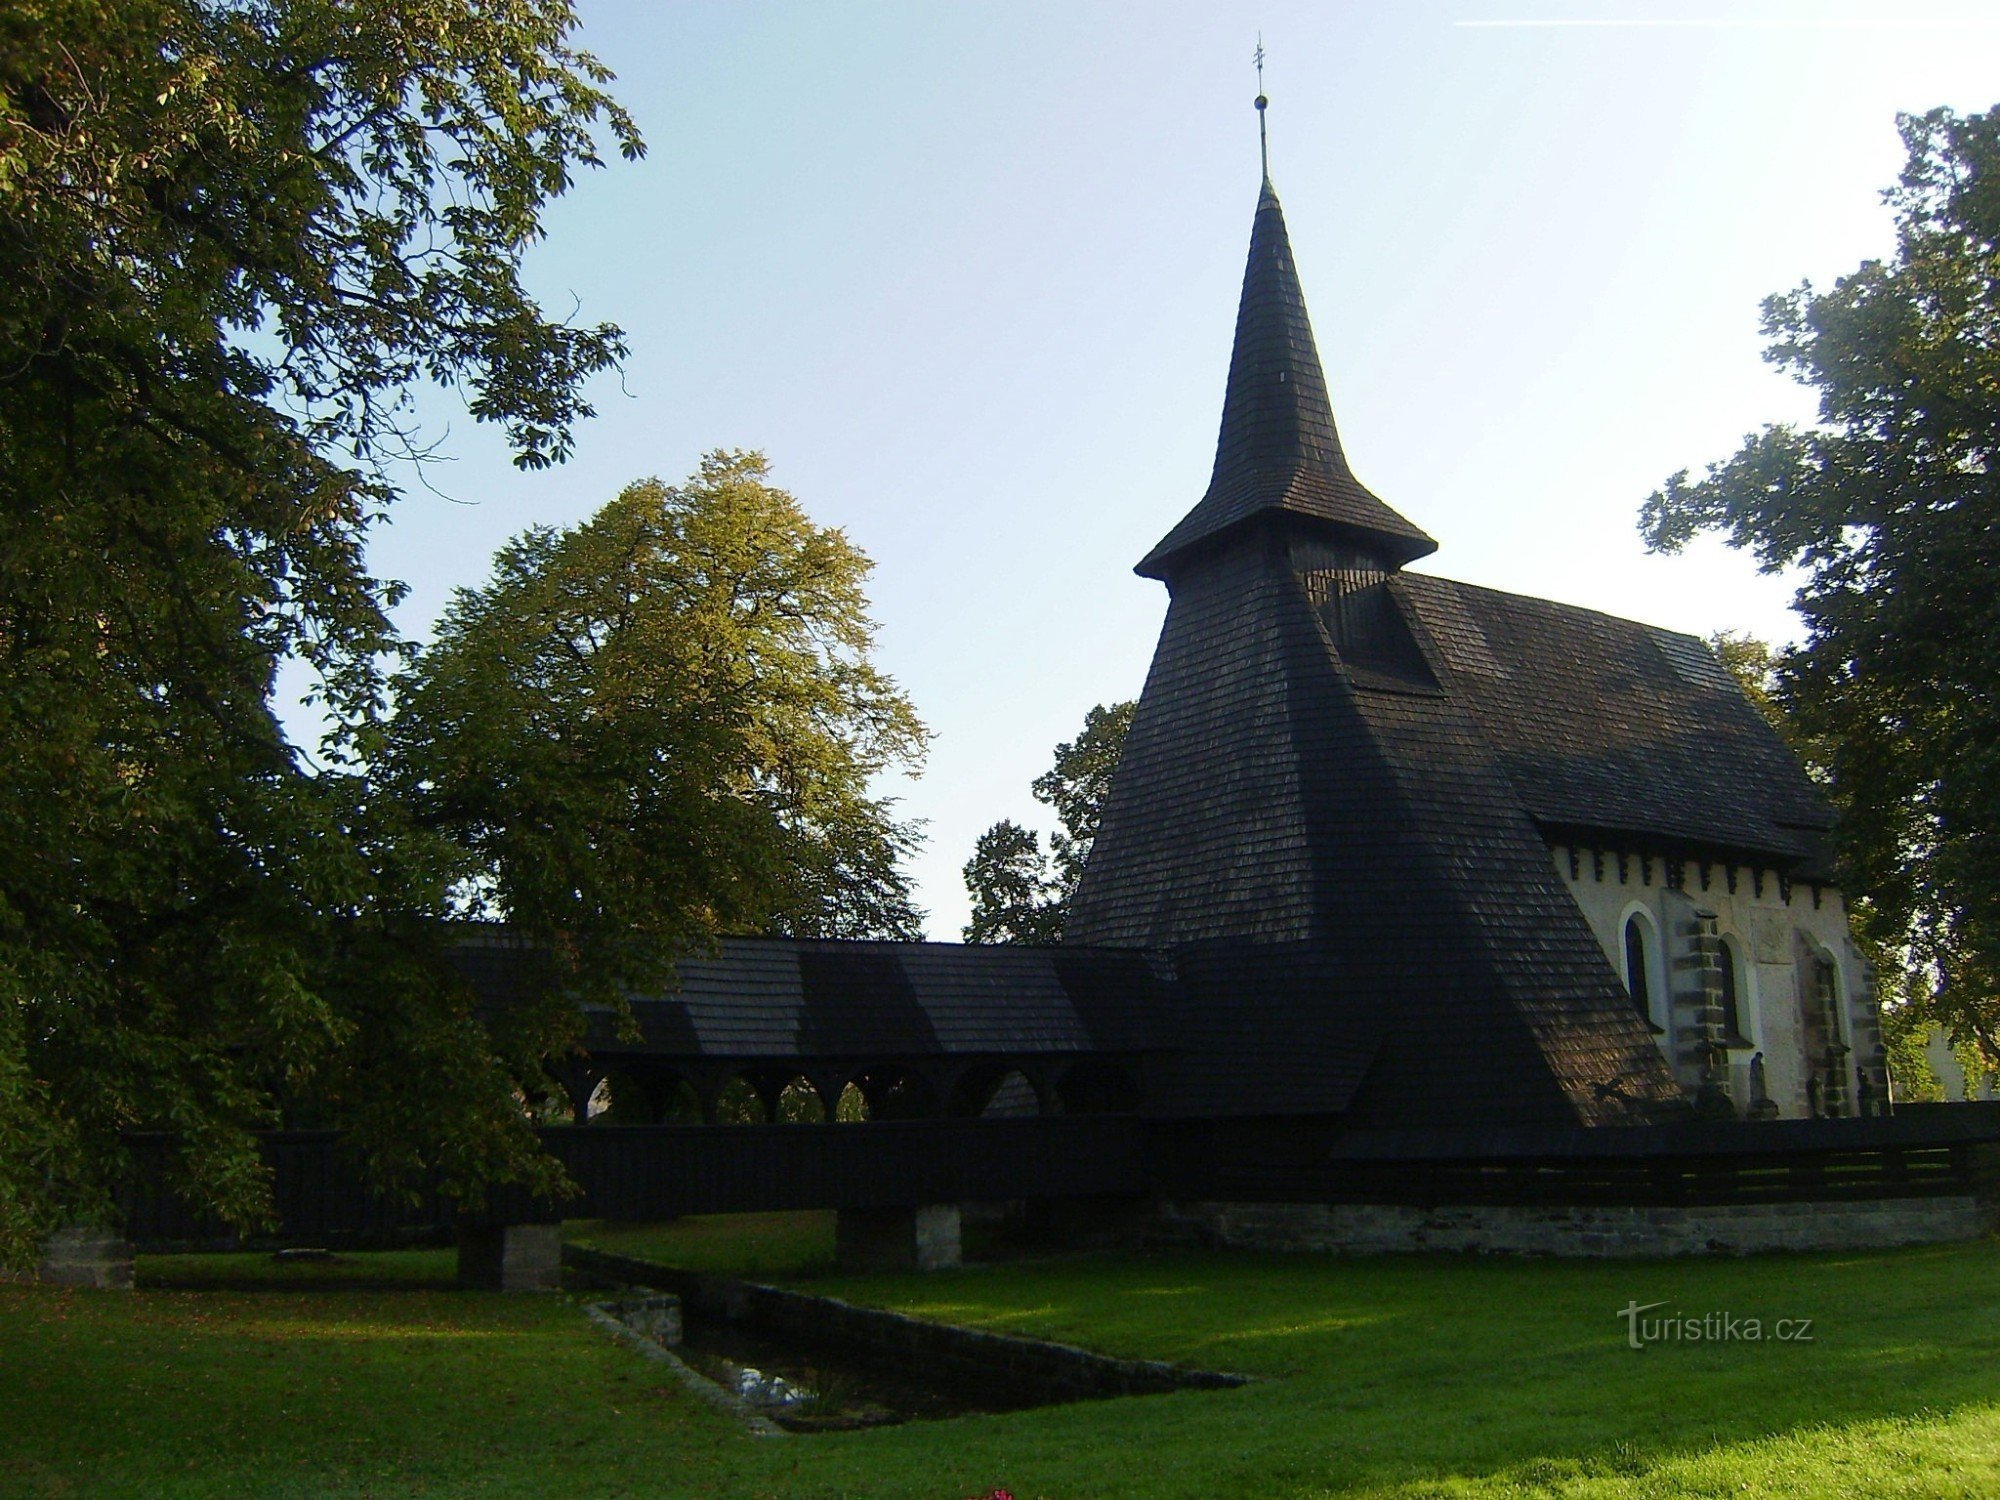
[18,1228,1996,1497]
[137,1247,458,1292]
[781,1237,2000,1498]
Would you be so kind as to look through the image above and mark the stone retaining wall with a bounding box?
[564,1245,1245,1399]
[594,1290,683,1347]
[0,1227,136,1289]
[1150,1195,1995,1257]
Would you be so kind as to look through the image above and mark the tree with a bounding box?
[962,701,1133,943]
[1034,700,1137,899]
[384,452,929,1024]
[0,0,640,1262]
[961,821,1066,945]
[1641,104,2000,1070]
[1706,628,1965,1098]
[1708,632,1786,739]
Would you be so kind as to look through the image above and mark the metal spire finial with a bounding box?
[1253,36,1269,181]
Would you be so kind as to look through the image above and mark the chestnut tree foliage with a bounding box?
[1642,105,2000,1070]
[385,454,929,1012]
[0,0,658,1261]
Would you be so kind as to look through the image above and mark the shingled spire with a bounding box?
[1136,177,1436,580]
[1071,128,1687,1128]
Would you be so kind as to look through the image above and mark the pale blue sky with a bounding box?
[348,0,2000,939]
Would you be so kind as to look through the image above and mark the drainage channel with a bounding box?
[568,1245,1252,1434]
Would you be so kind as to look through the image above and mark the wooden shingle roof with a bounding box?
[1394,575,1835,873]
[1068,533,1687,1126]
[1070,170,1728,1127]
[450,928,1164,1063]
[1137,180,1437,580]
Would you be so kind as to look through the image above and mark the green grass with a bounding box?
[569,1212,836,1277]
[4,1221,1999,1498]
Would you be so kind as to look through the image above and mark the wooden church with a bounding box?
[513,147,1890,1148]
[1066,163,1888,1131]
[103,106,1990,1289]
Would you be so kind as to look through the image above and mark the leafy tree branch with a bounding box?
[1643,104,2000,1071]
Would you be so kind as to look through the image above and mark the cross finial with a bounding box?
[1253,36,1269,181]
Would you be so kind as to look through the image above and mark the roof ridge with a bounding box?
[1397,571,1729,645]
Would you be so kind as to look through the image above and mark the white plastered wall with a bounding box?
[1550,845,1881,1119]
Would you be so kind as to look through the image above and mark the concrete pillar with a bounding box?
[835,1204,961,1271]
[457,1222,562,1292]
[27,1225,134,1290]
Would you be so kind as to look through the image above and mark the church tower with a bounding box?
[1069,146,1689,1127]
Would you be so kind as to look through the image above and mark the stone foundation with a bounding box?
[835,1204,961,1271]
[1152,1196,1994,1257]
[594,1290,682,1347]
[457,1221,562,1291]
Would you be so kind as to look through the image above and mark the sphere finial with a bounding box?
[1253,37,1270,178]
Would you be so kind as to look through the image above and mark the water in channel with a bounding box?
[672,1315,1077,1432]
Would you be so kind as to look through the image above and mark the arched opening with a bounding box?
[587,1065,704,1125]
[1053,1060,1140,1116]
[846,1066,937,1121]
[1812,953,1847,1045]
[773,1075,826,1125]
[542,1061,599,1124]
[946,1063,1043,1119]
[981,1069,1041,1119]
[712,1074,767,1125]
[659,1075,705,1124]
[1717,936,1748,1044]
[1623,913,1657,1026]
[834,1081,871,1123]
[1800,942,1852,1117]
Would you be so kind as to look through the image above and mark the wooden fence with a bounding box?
[1156,1112,2000,1208]
[119,1116,1146,1246]
[119,1109,2000,1249]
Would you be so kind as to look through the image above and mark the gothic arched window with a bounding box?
[1623,915,1653,1023]
[1718,937,1747,1043]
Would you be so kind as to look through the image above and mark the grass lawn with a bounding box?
[2,1217,1997,1498]
[572,1211,837,1277]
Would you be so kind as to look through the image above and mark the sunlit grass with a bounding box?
[2,1226,1997,1497]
